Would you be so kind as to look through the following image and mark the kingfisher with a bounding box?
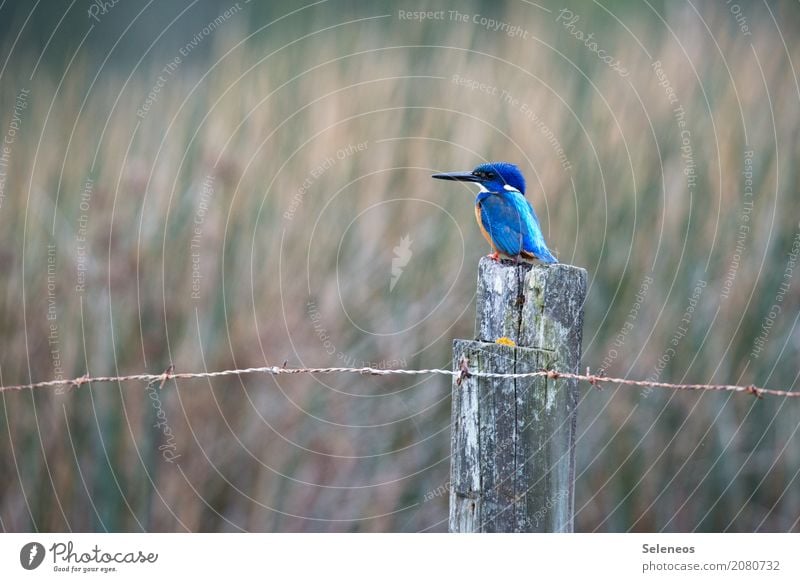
[432,162,558,263]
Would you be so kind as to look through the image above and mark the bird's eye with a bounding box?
[486,172,495,179]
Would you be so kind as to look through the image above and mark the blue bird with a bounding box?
[432,162,558,263]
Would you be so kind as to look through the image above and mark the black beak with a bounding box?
[431,171,481,182]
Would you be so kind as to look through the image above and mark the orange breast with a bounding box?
[475,203,496,251]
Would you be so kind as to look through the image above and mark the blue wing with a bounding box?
[479,192,557,263]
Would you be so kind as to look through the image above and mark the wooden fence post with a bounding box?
[450,257,587,532]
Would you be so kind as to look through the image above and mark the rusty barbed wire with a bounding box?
[0,361,797,398]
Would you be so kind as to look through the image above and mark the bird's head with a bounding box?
[432,162,526,195]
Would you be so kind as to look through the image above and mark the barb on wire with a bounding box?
[0,361,797,399]
[456,355,472,387]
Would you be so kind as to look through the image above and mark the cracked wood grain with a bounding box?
[450,258,587,532]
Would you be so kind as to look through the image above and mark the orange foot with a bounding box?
[486,251,500,262]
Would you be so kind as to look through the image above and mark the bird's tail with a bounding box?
[538,247,558,264]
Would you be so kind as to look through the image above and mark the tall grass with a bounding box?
[1,0,798,531]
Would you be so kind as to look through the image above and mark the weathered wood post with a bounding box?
[450,257,587,532]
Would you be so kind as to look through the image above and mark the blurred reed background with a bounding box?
[1,0,799,532]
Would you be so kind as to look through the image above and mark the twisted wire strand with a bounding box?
[0,363,796,398]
